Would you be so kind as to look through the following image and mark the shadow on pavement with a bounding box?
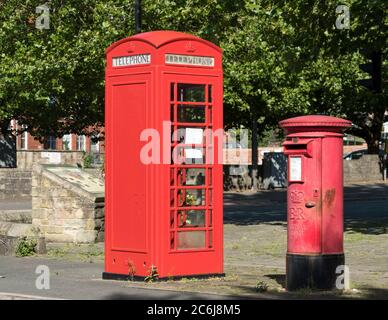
[234,281,388,300]
[344,219,388,235]
[104,292,188,300]
[224,184,388,234]
[343,183,388,200]
[103,291,252,300]
[357,287,388,300]
[224,191,286,225]
[224,190,287,203]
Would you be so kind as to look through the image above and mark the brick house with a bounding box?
[10,120,105,153]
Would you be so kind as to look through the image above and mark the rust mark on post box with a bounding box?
[324,188,336,208]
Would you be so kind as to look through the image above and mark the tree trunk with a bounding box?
[251,116,259,191]
[348,110,385,155]
[0,119,11,136]
[366,110,385,154]
[366,133,381,154]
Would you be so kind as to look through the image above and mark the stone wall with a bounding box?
[17,150,85,169]
[31,165,104,243]
[0,169,32,200]
[1,151,94,199]
[344,154,384,184]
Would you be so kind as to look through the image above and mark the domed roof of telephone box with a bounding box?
[106,30,222,54]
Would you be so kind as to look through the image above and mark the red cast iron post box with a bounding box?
[103,31,224,280]
[279,115,351,290]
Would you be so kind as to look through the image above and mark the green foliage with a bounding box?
[15,237,37,257]
[233,1,385,152]
[0,0,386,151]
[259,128,284,147]
[255,281,269,293]
[0,0,134,136]
[144,265,159,283]
[83,153,93,168]
[185,193,196,206]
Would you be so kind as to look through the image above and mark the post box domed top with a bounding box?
[106,30,222,53]
[279,115,352,133]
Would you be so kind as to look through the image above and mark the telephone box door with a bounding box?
[163,73,223,275]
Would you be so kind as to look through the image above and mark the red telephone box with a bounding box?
[103,31,224,280]
[279,115,351,290]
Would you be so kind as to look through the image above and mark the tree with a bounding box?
[0,0,245,138]
[275,0,387,153]
[0,0,135,137]
[0,0,385,155]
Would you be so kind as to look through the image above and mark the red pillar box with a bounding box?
[103,31,224,280]
[279,115,351,290]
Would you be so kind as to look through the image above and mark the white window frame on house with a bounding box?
[19,124,28,150]
[76,135,86,151]
[20,131,28,150]
[10,120,17,131]
[90,134,100,153]
[62,134,72,151]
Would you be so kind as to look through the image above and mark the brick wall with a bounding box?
[224,147,283,165]
[16,132,105,153]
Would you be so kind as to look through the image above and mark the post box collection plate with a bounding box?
[289,156,302,182]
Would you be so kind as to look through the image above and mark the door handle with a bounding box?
[305,201,316,208]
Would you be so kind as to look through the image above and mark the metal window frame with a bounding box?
[169,82,214,252]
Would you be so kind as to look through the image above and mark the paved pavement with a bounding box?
[0,183,387,299]
[0,256,240,300]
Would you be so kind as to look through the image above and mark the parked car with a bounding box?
[343,149,368,160]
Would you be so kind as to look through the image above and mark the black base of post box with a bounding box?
[286,253,345,291]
